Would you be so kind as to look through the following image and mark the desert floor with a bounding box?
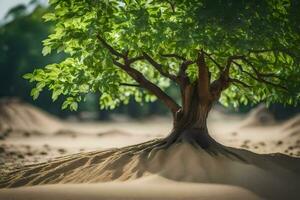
[0,100,299,200]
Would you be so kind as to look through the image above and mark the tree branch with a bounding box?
[113,59,180,114]
[197,50,211,99]
[208,55,243,99]
[160,53,186,61]
[128,56,145,64]
[142,52,178,83]
[248,48,298,60]
[160,53,195,85]
[229,78,251,88]
[96,36,181,114]
[202,51,223,71]
[223,55,245,79]
[96,35,124,58]
[232,60,287,91]
[241,58,283,79]
[120,83,141,87]
[178,60,194,78]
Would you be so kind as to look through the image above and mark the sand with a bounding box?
[1,141,299,199]
[0,98,62,134]
[0,181,262,200]
[0,100,300,199]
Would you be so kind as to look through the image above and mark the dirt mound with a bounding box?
[282,115,300,136]
[0,98,61,134]
[1,140,300,199]
[241,104,275,127]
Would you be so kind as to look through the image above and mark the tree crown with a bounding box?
[25,0,300,111]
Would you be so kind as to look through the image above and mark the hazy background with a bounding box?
[0,0,299,122]
[0,0,31,19]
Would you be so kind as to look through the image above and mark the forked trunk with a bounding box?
[165,83,216,149]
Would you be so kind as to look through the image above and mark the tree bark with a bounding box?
[160,50,220,149]
[164,82,216,149]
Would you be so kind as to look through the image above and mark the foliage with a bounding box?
[25,0,300,111]
[0,2,170,118]
[0,3,66,115]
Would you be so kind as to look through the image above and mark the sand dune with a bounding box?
[0,98,61,134]
[240,104,275,128]
[282,114,300,137]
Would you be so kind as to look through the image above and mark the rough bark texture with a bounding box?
[167,84,215,149]
[163,50,218,149]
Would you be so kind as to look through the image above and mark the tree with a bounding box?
[25,0,300,151]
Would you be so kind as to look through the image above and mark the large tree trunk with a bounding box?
[163,83,216,149]
[159,50,226,149]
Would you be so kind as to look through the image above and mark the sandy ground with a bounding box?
[0,181,262,200]
[0,100,300,199]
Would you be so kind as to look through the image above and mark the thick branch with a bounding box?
[97,36,180,114]
[113,60,180,114]
[178,60,194,81]
[223,55,245,80]
[209,55,248,101]
[197,50,211,99]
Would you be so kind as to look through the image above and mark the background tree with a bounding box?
[0,3,69,115]
[25,0,300,149]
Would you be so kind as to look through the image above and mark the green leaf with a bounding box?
[30,88,40,100]
[42,13,56,22]
[62,101,69,110]
[70,102,78,111]
[42,46,51,56]
[52,89,62,101]
[23,73,33,80]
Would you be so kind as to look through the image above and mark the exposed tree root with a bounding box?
[0,132,299,189]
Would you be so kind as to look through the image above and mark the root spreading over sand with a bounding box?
[1,139,299,199]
